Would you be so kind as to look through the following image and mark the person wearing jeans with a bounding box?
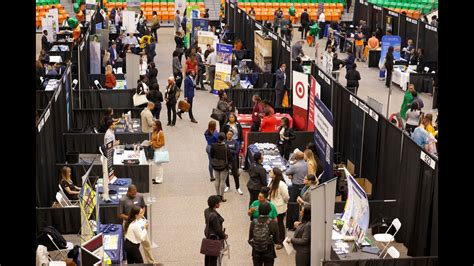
[224,130,242,194]
[268,167,289,250]
[204,121,219,182]
[210,133,231,202]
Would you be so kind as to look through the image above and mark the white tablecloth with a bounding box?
[113,148,148,165]
[392,67,416,91]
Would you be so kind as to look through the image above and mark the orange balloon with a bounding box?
[73,25,81,40]
[76,10,84,21]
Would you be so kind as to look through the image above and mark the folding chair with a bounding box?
[46,234,74,261]
[383,246,400,258]
[374,218,401,256]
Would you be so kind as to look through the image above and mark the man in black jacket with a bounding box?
[247,152,267,207]
[345,63,361,95]
[249,202,279,266]
[274,63,287,108]
[42,30,52,51]
[300,9,310,39]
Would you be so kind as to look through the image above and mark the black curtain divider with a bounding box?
[430,166,438,256]
[79,35,90,91]
[72,108,142,129]
[416,22,426,57]
[346,94,364,177]
[311,62,333,110]
[237,107,292,115]
[225,88,278,108]
[238,8,246,42]
[229,2,236,34]
[361,111,379,184]
[401,15,419,47]
[422,25,438,63]
[36,72,71,207]
[334,85,352,165]
[370,4,384,34]
[372,117,403,220]
[64,132,149,154]
[382,10,399,36]
[225,0,229,25]
[245,14,255,60]
[73,89,134,109]
[240,73,275,88]
[271,36,281,74]
[353,0,369,25]
[398,14,407,45]
[36,91,55,110]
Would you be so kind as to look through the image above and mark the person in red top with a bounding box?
[104,65,116,89]
[251,95,265,132]
[260,111,278,132]
[184,53,198,77]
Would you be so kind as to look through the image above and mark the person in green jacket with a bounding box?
[248,187,278,220]
[400,84,416,121]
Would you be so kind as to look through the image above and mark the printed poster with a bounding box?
[340,168,370,245]
[292,70,309,130]
[313,95,333,182]
[379,35,401,68]
[191,18,209,44]
[214,43,233,90]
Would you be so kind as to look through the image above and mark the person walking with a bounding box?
[172,50,183,89]
[247,152,268,207]
[205,121,220,182]
[177,71,198,123]
[150,11,160,41]
[216,90,233,130]
[405,101,421,135]
[210,132,231,202]
[354,28,365,62]
[165,76,179,127]
[224,130,242,195]
[345,63,361,95]
[300,9,310,39]
[204,195,227,266]
[248,202,279,266]
[268,167,289,250]
[399,83,416,124]
[147,83,163,120]
[384,46,395,88]
[288,204,311,266]
[150,120,165,184]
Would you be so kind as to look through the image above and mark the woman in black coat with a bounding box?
[345,63,361,95]
[204,195,227,266]
[147,62,158,87]
[220,113,243,143]
[277,117,295,160]
[289,204,311,266]
[146,83,163,120]
[384,46,395,88]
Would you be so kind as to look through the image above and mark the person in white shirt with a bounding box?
[268,167,290,250]
[124,206,148,264]
[141,102,155,133]
[139,55,148,76]
[206,47,217,91]
[104,118,120,147]
[318,12,325,23]
[318,12,326,39]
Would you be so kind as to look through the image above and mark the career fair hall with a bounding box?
[35,0,438,264]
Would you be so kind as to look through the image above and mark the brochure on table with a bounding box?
[340,168,370,245]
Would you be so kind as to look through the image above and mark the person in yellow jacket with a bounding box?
[139,35,151,50]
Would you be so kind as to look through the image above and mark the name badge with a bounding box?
[134,201,139,204]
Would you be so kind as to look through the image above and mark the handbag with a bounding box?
[154,148,170,164]
[211,108,225,121]
[133,93,148,106]
[282,91,289,107]
[200,238,223,256]
[178,100,190,112]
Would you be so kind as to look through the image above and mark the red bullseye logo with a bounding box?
[295,81,305,98]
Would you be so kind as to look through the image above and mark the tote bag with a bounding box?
[154,148,170,164]
[133,93,148,106]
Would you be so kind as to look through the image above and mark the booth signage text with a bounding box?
[256,23,262,30]
[308,76,317,131]
[425,24,437,32]
[373,5,382,10]
[314,96,334,182]
[38,118,44,133]
[420,151,436,169]
[388,11,399,17]
[407,17,417,24]
[369,109,379,122]
[318,70,331,85]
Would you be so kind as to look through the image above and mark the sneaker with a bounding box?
[237,188,243,195]
[177,112,182,119]
[224,187,229,192]
[275,244,283,250]
[152,179,161,184]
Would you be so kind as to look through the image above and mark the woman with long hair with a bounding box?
[251,95,264,132]
[289,204,311,266]
[59,166,81,200]
[268,167,289,250]
[405,101,421,135]
[124,206,148,264]
[217,90,233,130]
[150,120,165,184]
[304,149,318,176]
[204,195,227,266]
[204,121,219,182]
[277,117,295,160]
[385,46,395,88]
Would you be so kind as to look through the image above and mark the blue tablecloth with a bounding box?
[97,178,132,206]
[99,224,123,264]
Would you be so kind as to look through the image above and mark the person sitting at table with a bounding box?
[141,102,155,134]
[59,166,81,200]
[294,57,305,73]
[228,68,241,89]
[118,185,156,263]
[104,118,120,147]
[367,32,379,50]
[402,39,415,61]
[248,187,278,220]
[98,108,119,133]
[104,65,116,89]
[277,117,295,160]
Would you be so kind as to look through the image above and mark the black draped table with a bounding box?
[73,88,132,109]
[368,49,381,68]
[64,132,149,154]
[72,108,143,129]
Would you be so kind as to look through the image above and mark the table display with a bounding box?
[237,113,293,156]
[392,65,416,91]
[99,224,124,264]
[115,118,141,133]
[254,30,273,72]
[64,132,149,154]
[246,143,292,186]
[368,49,381,68]
[113,147,148,165]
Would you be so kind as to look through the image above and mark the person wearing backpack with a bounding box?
[248,202,279,266]
[288,204,312,266]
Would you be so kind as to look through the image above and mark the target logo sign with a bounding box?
[293,71,309,110]
[295,81,305,99]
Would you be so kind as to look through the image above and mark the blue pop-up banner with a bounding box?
[379,35,401,68]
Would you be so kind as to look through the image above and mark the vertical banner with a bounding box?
[214,43,233,90]
[321,51,333,75]
[186,6,200,47]
[48,8,59,34]
[191,19,209,45]
[292,70,309,130]
[89,39,101,74]
[340,168,370,245]
[175,0,186,13]
[314,96,334,182]
[42,17,55,42]
[379,35,401,68]
[106,141,114,179]
[307,76,317,131]
[85,0,97,22]
[197,30,218,51]
[123,11,137,34]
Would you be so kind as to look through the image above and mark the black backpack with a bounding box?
[251,217,272,252]
[36,226,67,251]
